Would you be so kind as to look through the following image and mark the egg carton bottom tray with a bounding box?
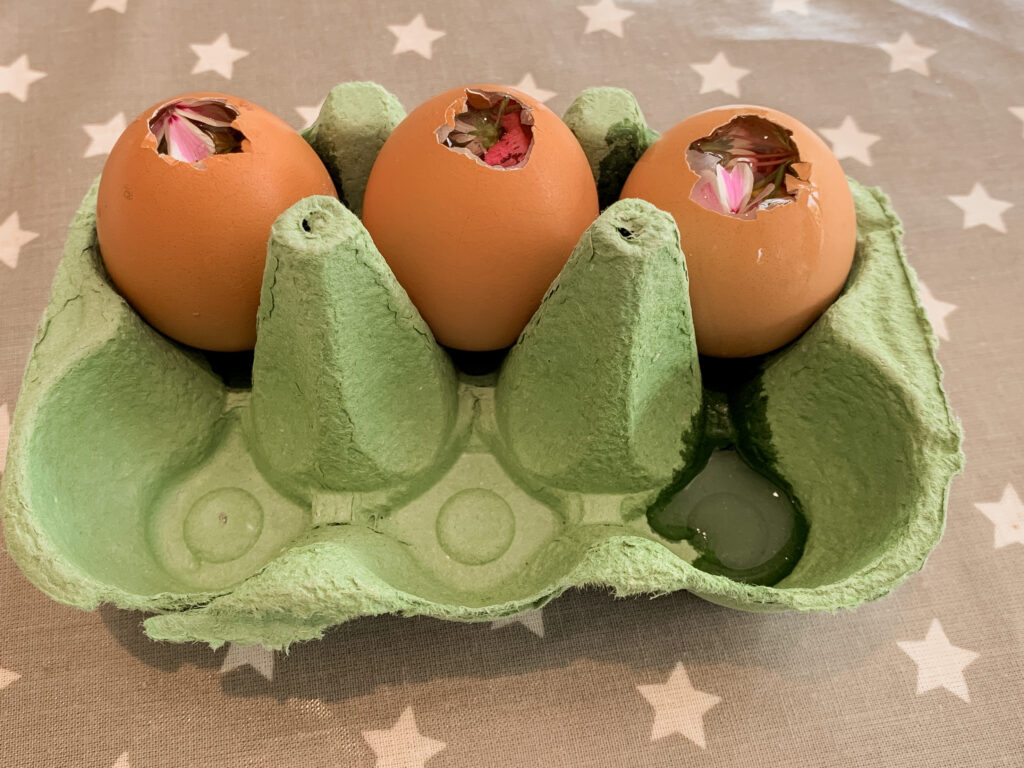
[0,83,963,649]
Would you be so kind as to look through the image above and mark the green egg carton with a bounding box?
[0,83,963,649]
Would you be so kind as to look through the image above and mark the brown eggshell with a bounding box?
[361,84,599,351]
[96,92,337,351]
[620,105,857,358]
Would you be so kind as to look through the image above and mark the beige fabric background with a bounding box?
[2,1,1023,766]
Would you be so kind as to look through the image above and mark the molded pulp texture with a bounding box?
[0,83,963,649]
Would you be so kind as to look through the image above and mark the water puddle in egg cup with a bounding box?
[648,449,807,585]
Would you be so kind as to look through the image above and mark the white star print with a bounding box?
[0,666,19,689]
[818,115,880,166]
[190,33,248,79]
[1010,107,1024,138]
[514,73,556,104]
[916,280,957,342]
[0,212,39,270]
[295,99,325,130]
[112,752,130,768]
[578,0,635,37]
[82,112,126,158]
[690,52,749,97]
[878,32,936,76]
[0,403,9,472]
[219,643,274,680]
[89,0,128,12]
[948,183,1012,233]
[363,706,446,768]
[1,54,46,102]
[387,14,445,60]
[491,608,545,637]
[772,0,810,15]
[974,484,1024,549]
[897,619,979,702]
[637,663,721,748]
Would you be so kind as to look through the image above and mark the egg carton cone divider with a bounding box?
[0,83,963,649]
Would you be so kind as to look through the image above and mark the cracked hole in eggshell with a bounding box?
[436,89,535,169]
[147,97,247,166]
[685,114,809,220]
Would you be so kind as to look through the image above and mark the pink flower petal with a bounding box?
[484,112,532,167]
[715,162,753,213]
[173,102,236,128]
[148,97,245,163]
[164,114,215,162]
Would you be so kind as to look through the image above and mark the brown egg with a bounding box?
[96,92,337,351]
[361,84,599,351]
[620,105,856,358]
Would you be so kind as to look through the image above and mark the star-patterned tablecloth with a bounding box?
[2,1,1023,766]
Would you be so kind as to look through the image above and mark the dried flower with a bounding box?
[442,91,534,168]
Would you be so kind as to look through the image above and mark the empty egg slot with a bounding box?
[643,382,807,587]
[647,446,807,586]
